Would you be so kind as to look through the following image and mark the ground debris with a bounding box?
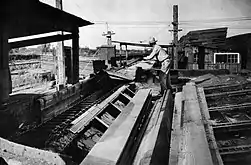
[197,74,249,87]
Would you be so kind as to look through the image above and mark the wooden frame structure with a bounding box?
[0,0,93,103]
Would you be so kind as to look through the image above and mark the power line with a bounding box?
[71,2,251,26]
[180,17,251,24]
[93,16,251,25]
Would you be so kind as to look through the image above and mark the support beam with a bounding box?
[209,103,251,112]
[0,27,11,104]
[125,45,128,64]
[94,117,109,129]
[206,89,251,98]
[220,144,251,155]
[56,0,65,87]
[9,34,73,49]
[173,5,178,69]
[119,44,122,65]
[213,121,251,133]
[109,102,122,112]
[71,28,79,84]
[178,83,214,165]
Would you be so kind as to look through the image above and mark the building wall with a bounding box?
[184,46,241,72]
[185,46,196,69]
[246,38,251,70]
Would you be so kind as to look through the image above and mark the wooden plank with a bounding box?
[206,89,251,98]
[95,117,109,129]
[144,89,174,165]
[81,89,151,165]
[208,102,251,111]
[125,87,135,96]
[191,73,215,84]
[9,34,73,49]
[133,99,163,165]
[169,92,183,165]
[197,87,224,165]
[107,71,134,81]
[109,102,122,112]
[120,93,132,101]
[112,40,171,48]
[178,83,214,165]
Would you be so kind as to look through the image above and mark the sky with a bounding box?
[39,0,251,49]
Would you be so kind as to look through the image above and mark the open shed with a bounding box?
[0,0,93,103]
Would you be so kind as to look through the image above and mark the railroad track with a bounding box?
[11,85,122,149]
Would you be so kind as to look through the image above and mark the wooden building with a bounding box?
[225,33,251,70]
[178,27,242,72]
[0,0,92,103]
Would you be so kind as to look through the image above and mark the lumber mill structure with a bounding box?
[1,1,251,165]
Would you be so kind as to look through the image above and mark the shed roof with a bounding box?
[179,27,228,49]
[1,0,93,39]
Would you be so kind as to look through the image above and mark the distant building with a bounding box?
[225,33,251,70]
[178,27,242,73]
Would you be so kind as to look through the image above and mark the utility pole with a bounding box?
[102,23,115,45]
[172,5,180,69]
[55,0,65,87]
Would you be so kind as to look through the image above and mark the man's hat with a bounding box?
[149,37,158,44]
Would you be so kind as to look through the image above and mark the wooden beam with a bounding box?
[95,117,109,129]
[9,34,73,49]
[55,0,65,86]
[112,40,172,48]
[109,102,122,112]
[71,29,79,84]
[178,83,214,165]
[0,27,11,103]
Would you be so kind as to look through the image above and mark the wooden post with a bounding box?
[120,44,122,66]
[125,45,128,65]
[55,0,65,86]
[0,27,11,104]
[173,5,179,69]
[72,28,79,84]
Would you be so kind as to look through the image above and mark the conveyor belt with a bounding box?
[11,85,122,149]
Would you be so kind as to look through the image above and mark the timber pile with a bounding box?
[196,74,249,88]
[207,93,251,108]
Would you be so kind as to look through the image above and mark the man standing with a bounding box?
[143,37,172,95]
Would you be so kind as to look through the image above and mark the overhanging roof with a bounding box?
[1,0,93,39]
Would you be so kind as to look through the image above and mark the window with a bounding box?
[214,53,239,64]
[216,54,227,63]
